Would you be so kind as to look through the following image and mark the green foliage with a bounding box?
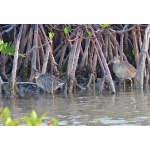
[99,24,110,29]
[85,31,92,37]
[0,39,25,57]
[0,107,20,126]
[0,107,59,126]
[0,40,15,55]
[48,32,55,40]
[23,110,47,126]
[64,25,72,35]
[132,49,135,56]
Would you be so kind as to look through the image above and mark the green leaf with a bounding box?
[7,120,20,126]
[37,112,47,126]
[23,116,33,126]
[99,24,109,29]
[64,25,71,35]
[86,31,92,37]
[64,27,69,35]
[23,111,47,126]
[5,43,15,55]
[0,40,15,56]
[67,25,71,31]
[132,49,135,56]
[0,107,58,126]
[0,44,5,52]
[0,39,4,45]
[5,117,12,126]
[30,110,38,125]
[49,32,55,40]
[1,107,10,124]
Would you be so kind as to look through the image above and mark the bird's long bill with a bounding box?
[108,59,113,65]
[29,75,35,81]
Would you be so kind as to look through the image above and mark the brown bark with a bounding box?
[21,27,33,80]
[120,33,124,61]
[104,29,108,59]
[136,25,150,88]
[79,38,90,68]
[39,25,57,74]
[72,34,82,78]
[0,53,8,81]
[11,24,23,95]
[92,40,105,74]
[108,31,120,56]
[58,44,67,67]
[31,25,38,77]
[36,46,41,71]
[17,25,29,70]
[1,24,150,95]
[54,42,65,55]
[55,43,66,62]
[108,36,113,59]
[90,26,116,93]
[40,25,50,73]
[67,31,80,77]
[124,32,129,51]
[0,76,3,94]
[137,25,142,51]
[145,66,149,87]
[132,28,139,67]
[66,29,83,93]
[38,36,44,69]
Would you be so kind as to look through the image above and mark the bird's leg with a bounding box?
[48,90,54,99]
[121,79,125,89]
[122,79,125,87]
[129,79,133,87]
[118,79,125,87]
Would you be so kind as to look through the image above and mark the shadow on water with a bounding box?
[1,85,150,126]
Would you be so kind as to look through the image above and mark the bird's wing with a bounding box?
[123,61,136,72]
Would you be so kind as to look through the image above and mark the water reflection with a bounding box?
[1,86,150,126]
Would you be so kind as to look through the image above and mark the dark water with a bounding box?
[1,86,150,126]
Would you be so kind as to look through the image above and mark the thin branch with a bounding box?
[109,25,137,34]
[0,24,16,36]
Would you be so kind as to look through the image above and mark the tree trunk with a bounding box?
[120,33,124,61]
[136,24,150,88]
[90,26,116,94]
[132,28,139,67]
[79,38,90,68]
[11,24,23,96]
[31,24,38,73]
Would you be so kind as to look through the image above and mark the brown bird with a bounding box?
[110,56,136,86]
[31,70,65,93]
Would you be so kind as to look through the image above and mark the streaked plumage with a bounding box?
[32,70,65,93]
[111,56,136,86]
